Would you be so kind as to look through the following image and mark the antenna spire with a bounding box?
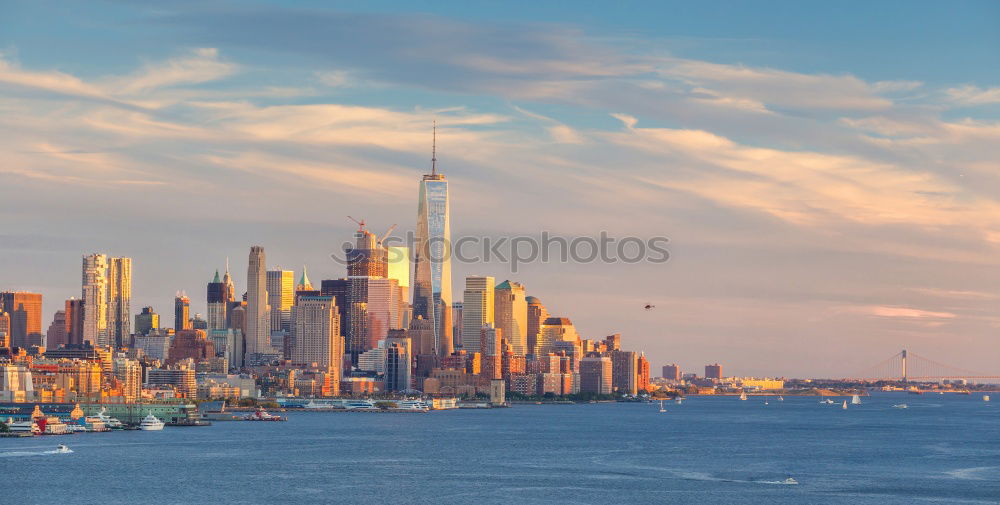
[431,120,437,176]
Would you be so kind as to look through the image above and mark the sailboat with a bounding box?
[674,396,683,405]
[739,391,747,401]
[764,399,769,405]
[841,400,848,410]
[851,394,861,405]
[659,400,666,413]
[984,395,991,402]
[778,396,784,401]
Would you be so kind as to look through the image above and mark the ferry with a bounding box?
[396,400,430,412]
[7,420,40,435]
[342,400,377,411]
[139,412,165,431]
[55,444,72,454]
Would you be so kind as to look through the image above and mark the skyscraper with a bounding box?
[384,333,412,392]
[266,269,294,334]
[81,254,108,346]
[612,350,639,396]
[461,276,494,353]
[705,363,723,380]
[538,316,578,356]
[0,292,43,349]
[107,256,132,348]
[580,356,613,395]
[290,297,342,395]
[0,311,9,349]
[65,298,84,346]
[174,293,191,330]
[526,296,548,356]
[245,246,270,360]
[494,280,527,356]
[412,125,453,357]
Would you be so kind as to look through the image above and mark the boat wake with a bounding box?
[0,448,73,457]
[944,466,998,481]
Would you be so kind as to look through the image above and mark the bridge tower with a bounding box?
[901,349,907,383]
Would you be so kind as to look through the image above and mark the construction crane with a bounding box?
[378,224,397,246]
[347,215,366,231]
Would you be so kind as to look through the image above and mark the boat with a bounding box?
[841,400,847,410]
[851,394,861,405]
[244,407,287,421]
[764,399,769,405]
[396,400,430,412]
[55,444,72,454]
[139,412,165,431]
[892,403,908,409]
[984,395,991,402]
[95,408,124,429]
[783,477,799,485]
[8,420,40,435]
[778,396,784,401]
[658,400,666,413]
[739,391,747,401]
[674,397,683,405]
[819,399,835,405]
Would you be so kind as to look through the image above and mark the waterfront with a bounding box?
[3,393,998,504]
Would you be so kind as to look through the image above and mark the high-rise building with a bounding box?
[480,324,502,381]
[494,280,527,356]
[290,295,342,373]
[81,253,108,346]
[538,317,579,356]
[637,353,650,392]
[347,224,388,277]
[167,329,215,364]
[526,296,548,356]
[408,315,436,357]
[0,311,9,349]
[134,306,158,337]
[412,128,453,358]
[174,293,191,330]
[266,269,294,333]
[46,310,68,349]
[580,356,613,395]
[207,270,230,331]
[705,363,723,380]
[612,350,639,396]
[366,277,403,348]
[245,246,270,360]
[0,292,43,349]
[461,276,494,353]
[662,363,681,381]
[65,298,84,346]
[107,256,132,348]
[296,266,314,292]
[384,334,412,392]
[113,355,142,402]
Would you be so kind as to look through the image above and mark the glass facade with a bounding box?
[413,175,453,357]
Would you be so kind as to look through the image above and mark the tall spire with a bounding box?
[212,269,221,283]
[431,120,437,176]
[297,265,313,291]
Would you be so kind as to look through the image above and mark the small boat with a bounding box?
[851,394,861,405]
[244,407,287,421]
[764,399,769,405]
[55,444,72,454]
[841,400,847,410]
[892,403,908,409]
[139,412,165,431]
[783,477,799,485]
[778,396,784,401]
[658,400,666,413]
[674,396,683,405]
[739,391,747,401]
[819,399,835,405]
[984,395,991,402]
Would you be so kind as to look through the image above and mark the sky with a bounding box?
[1,1,999,378]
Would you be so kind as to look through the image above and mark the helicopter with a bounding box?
[644,304,655,311]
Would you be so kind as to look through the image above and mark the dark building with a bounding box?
[705,363,723,380]
[46,310,68,349]
[167,329,215,365]
[174,294,191,330]
[662,363,681,381]
[65,299,85,347]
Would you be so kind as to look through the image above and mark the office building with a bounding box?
[206,270,231,331]
[637,353,650,392]
[174,293,191,330]
[46,310,67,349]
[461,276,494,353]
[65,298,84,346]
[290,295,342,373]
[134,306,159,337]
[612,350,638,395]
[0,291,43,349]
[538,317,579,356]
[384,333,412,392]
[526,296,548,356]
[412,131,454,357]
[245,246,270,360]
[267,269,294,333]
[494,280,527,356]
[0,311,9,349]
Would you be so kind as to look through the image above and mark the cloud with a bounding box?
[109,48,237,94]
[864,306,957,319]
[946,85,1000,105]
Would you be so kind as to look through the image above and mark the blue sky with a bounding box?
[1,1,999,376]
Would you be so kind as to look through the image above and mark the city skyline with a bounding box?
[2,1,1000,377]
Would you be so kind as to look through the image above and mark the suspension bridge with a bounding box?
[850,349,1000,382]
